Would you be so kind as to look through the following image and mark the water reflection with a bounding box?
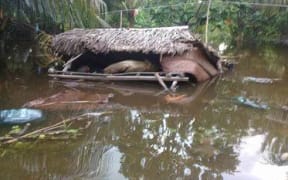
[223,135,288,180]
[74,145,125,180]
[84,109,239,179]
[0,45,287,179]
[0,141,125,179]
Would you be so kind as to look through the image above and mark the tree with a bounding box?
[0,0,109,33]
[133,0,288,46]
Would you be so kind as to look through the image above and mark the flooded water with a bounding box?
[0,44,287,179]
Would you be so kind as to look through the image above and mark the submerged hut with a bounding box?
[49,26,221,85]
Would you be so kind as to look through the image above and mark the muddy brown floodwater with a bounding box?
[0,45,287,180]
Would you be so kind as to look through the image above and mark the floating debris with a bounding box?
[280,152,288,163]
[23,90,114,111]
[282,106,288,112]
[233,96,269,110]
[8,123,31,136]
[242,77,281,84]
[0,108,43,124]
[164,94,187,104]
[0,113,94,145]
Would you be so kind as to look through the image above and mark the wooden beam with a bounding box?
[155,72,169,91]
[50,70,187,78]
[48,73,189,82]
[63,53,83,72]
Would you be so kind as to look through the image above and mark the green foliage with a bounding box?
[135,0,201,28]
[132,0,288,46]
[0,0,109,32]
[2,0,288,45]
[207,0,288,45]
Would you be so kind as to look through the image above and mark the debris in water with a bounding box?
[280,152,288,162]
[233,96,269,110]
[0,113,94,145]
[282,106,288,112]
[8,123,31,136]
[242,76,281,84]
[23,90,114,110]
[164,94,187,104]
[0,108,43,124]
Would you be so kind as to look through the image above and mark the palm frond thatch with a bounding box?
[52,26,216,57]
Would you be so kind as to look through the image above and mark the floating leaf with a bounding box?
[66,129,79,134]
[38,134,46,139]
[8,125,21,135]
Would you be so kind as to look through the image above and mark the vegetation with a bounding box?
[0,0,108,34]
[1,0,288,45]
[132,0,288,46]
[0,113,97,146]
[0,0,109,72]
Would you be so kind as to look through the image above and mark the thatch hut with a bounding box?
[49,26,221,84]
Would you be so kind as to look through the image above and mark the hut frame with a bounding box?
[48,26,220,89]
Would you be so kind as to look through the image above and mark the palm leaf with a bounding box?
[1,0,109,31]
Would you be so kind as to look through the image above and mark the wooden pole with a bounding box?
[120,10,123,28]
[48,73,189,82]
[170,80,178,92]
[205,0,212,44]
[62,53,83,72]
[155,72,169,91]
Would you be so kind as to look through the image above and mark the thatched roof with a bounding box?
[52,26,212,57]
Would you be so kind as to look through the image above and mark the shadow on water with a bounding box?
[0,43,288,179]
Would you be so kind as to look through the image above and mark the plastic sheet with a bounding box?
[0,108,43,124]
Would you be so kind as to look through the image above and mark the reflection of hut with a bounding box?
[49,26,220,84]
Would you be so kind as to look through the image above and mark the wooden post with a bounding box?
[205,0,212,44]
[0,8,3,19]
[155,72,169,91]
[170,80,178,92]
[63,53,83,72]
[120,10,123,28]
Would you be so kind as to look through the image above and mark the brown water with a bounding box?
[0,44,287,180]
